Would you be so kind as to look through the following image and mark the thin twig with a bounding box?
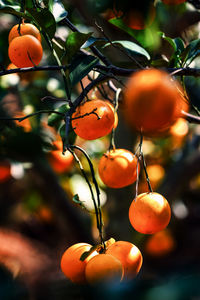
[139,134,153,194]
[70,145,105,248]
[0,110,64,122]
[0,65,67,77]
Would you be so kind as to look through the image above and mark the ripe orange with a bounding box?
[145,229,175,256]
[162,0,186,4]
[71,100,115,140]
[0,161,11,183]
[123,69,188,136]
[48,140,74,174]
[98,148,139,188]
[129,192,171,234]
[8,23,41,44]
[60,243,97,284]
[85,253,123,284]
[7,63,17,70]
[106,241,142,280]
[8,35,43,68]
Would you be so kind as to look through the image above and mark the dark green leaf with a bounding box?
[159,32,177,51]
[66,32,93,62]
[59,123,66,142]
[67,127,76,146]
[80,245,99,261]
[174,37,185,53]
[24,0,35,9]
[69,54,99,86]
[81,37,107,49]
[182,39,200,66]
[0,6,27,18]
[104,40,151,60]
[47,104,69,127]
[27,8,56,39]
[72,194,82,204]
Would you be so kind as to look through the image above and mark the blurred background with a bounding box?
[0,0,200,299]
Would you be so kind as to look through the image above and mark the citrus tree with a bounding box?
[0,0,200,299]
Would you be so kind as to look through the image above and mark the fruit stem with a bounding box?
[109,88,121,150]
[69,145,105,249]
[139,133,153,193]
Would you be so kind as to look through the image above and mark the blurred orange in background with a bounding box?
[145,229,176,256]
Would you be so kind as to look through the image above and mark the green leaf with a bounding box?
[69,54,99,86]
[104,40,151,60]
[67,127,76,146]
[51,0,68,22]
[47,104,69,127]
[66,32,93,62]
[27,8,56,39]
[72,194,82,204]
[174,37,185,53]
[0,6,27,18]
[59,123,66,142]
[81,37,107,49]
[182,39,200,66]
[59,123,76,146]
[109,17,160,50]
[0,0,19,6]
[24,0,35,9]
[159,32,177,51]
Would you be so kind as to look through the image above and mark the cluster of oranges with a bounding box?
[8,22,43,68]
[60,67,187,284]
[61,239,142,284]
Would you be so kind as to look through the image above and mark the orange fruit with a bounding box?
[7,63,17,70]
[129,192,171,234]
[106,241,142,280]
[9,23,41,44]
[48,140,74,174]
[60,243,97,284]
[71,100,115,140]
[0,161,11,183]
[145,229,176,256]
[85,253,123,284]
[123,69,188,136]
[98,148,139,188]
[8,35,43,68]
[162,0,186,4]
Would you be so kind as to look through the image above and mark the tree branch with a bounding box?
[0,65,67,77]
